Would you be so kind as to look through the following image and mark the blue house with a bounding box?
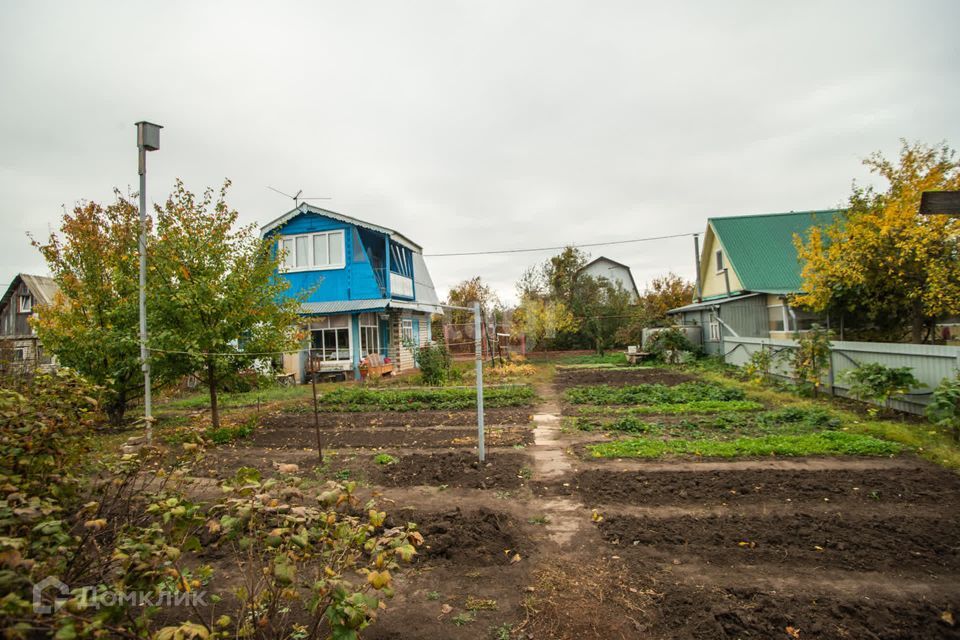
[261,204,443,381]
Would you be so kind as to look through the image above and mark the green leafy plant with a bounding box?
[787,325,832,397]
[207,416,257,444]
[743,348,776,385]
[646,327,696,364]
[374,453,399,465]
[588,431,901,459]
[565,381,745,405]
[413,342,454,386]
[452,612,476,626]
[317,385,536,412]
[843,362,922,413]
[927,374,960,442]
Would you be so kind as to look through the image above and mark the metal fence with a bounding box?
[723,336,960,415]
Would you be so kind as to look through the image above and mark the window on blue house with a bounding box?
[359,313,380,357]
[279,231,345,271]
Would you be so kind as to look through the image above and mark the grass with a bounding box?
[315,384,536,411]
[565,381,745,405]
[162,384,313,410]
[588,431,902,459]
[551,352,628,366]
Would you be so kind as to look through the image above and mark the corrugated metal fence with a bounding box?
[723,336,960,415]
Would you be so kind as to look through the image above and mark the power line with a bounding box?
[423,232,697,257]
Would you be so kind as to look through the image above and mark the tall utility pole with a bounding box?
[136,121,162,443]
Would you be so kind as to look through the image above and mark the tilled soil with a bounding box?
[598,511,960,573]
[554,367,695,388]
[390,507,529,565]
[567,465,960,507]
[653,586,960,640]
[372,451,529,489]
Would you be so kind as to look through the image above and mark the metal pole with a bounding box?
[311,368,323,464]
[474,301,485,462]
[138,145,152,444]
[693,233,703,301]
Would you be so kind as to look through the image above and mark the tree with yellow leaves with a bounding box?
[793,141,960,343]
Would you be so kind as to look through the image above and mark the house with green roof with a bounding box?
[667,209,842,354]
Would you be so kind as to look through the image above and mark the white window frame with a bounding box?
[708,313,721,341]
[400,318,414,345]
[359,314,380,358]
[715,250,724,273]
[278,230,346,272]
[18,294,32,313]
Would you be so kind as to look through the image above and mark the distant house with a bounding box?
[261,204,442,381]
[667,210,842,354]
[0,273,59,369]
[577,256,640,301]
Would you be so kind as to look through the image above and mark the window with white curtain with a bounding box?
[279,230,345,271]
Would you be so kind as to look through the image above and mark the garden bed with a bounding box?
[566,465,960,507]
[554,367,694,388]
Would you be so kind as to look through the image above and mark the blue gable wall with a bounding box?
[268,212,385,304]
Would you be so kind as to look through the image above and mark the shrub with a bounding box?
[743,348,775,385]
[843,362,922,412]
[927,374,960,442]
[787,325,832,397]
[413,342,453,386]
[646,328,695,364]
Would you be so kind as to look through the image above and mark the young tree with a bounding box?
[445,276,501,325]
[149,180,302,428]
[570,275,634,354]
[639,273,695,324]
[544,246,589,303]
[793,140,960,343]
[511,297,577,350]
[31,195,151,424]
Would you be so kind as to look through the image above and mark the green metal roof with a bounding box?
[710,209,843,295]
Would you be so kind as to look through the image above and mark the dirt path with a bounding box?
[527,383,596,546]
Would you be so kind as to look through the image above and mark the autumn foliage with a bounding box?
[793,141,960,343]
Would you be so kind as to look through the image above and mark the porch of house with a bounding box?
[281,309,432,383]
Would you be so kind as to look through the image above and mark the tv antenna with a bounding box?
[267,186,332,208]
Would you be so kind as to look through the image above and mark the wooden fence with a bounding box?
[723,336,960,415]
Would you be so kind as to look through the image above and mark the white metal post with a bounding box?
[136,121,161,444]
[138,145,152,443]
[474,301,485,462]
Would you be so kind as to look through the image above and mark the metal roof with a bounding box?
[260,204,423,252]
[708,209,843,294]
[299,297,442,316]
[666,292,763,314]
[1,273,59,312]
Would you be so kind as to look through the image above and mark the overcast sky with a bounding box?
[1,1,958,304]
